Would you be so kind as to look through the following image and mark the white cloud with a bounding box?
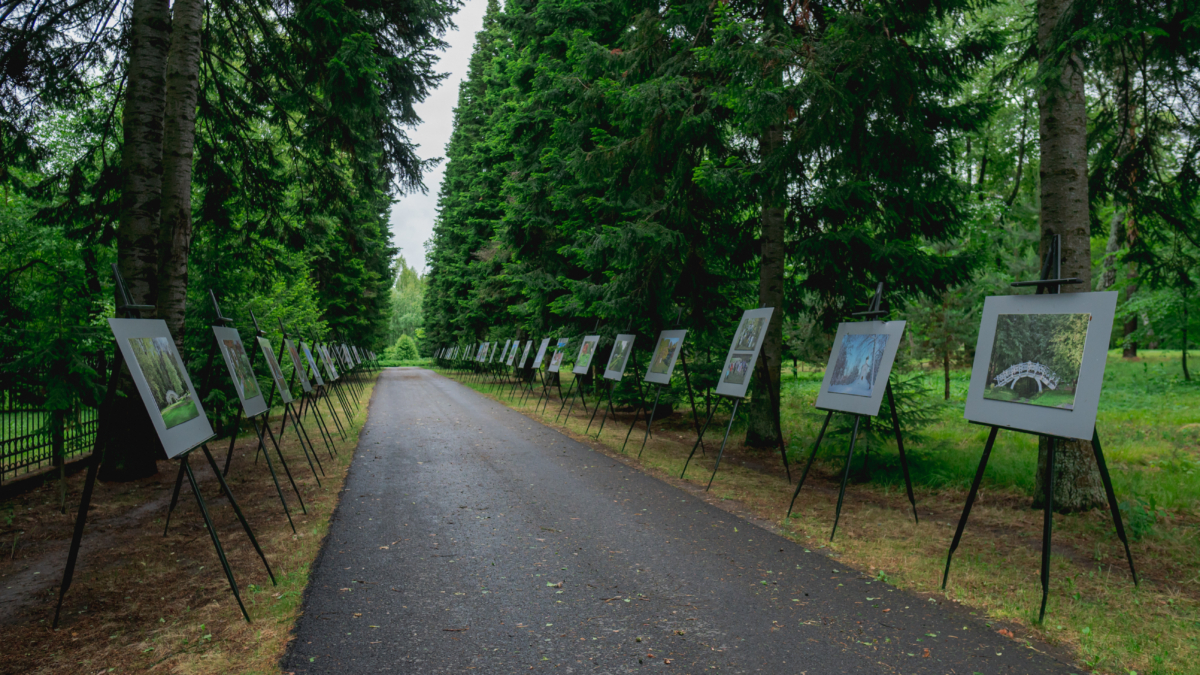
[388,0,491,275]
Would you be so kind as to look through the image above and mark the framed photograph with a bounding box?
[572,335,601,374]
[258,337,294,404]
[500,339,512,364]
[548,338,570,373]
[319,344,340,381]
[533,338,552,369]
[212,327,269,417]
[109,319,214,459]
[476,343,487,361]
[518,340,534,368]
[603,334,636,381]
[643,330,687,385]
[301,342,325,387]
[715,308,775,399]
[506,341,520,366]
[284,338,313,394]
[964,292,1117,440]
[814,320,907,416]
[487,342,499,363]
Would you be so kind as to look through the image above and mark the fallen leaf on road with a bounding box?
[998,629,1014,638]
[922,648,930,658]
[443,627,468,632]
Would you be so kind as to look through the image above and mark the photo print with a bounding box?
[218,336,260,402]
[507,342,519,366]
[548,338,569,372]
[733,317,766,352]
[285,339,313,393]
[722,354,753,386]
[983,313,1091,410]
[258,338,293,404]
[109,318,213,458]
[519,340,533,367]
[827,333,889,398]
[573,336,600,374]
[129,337,201,430]
[301,342,325,387]
[604,333,636,380]
[533,338,552,368]
[644,330,687,385]
[320,345,339,380]
[964,292,1116,440]
[714,308,774,398]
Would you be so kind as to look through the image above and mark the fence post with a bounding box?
[52,409,66,513]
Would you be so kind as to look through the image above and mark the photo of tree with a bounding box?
[984,313,1090,409]
[648,337,681,375]
[722,354,753,385]
[302,343,324,386]
[220,338,261,401]
[607,339,630,372]
[128,337,200,429]
[733,317,765,351]
[828,333,889,397]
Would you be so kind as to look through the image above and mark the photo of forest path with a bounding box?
[129,337,200,429]
[828,333,889,397]
[984,313,1090,409]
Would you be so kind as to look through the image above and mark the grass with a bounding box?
[437,352,1200,675]
[0,375,376,674]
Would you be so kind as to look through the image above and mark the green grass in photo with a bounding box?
[160,397,199,429]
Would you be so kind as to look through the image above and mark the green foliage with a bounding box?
[388,334,420,361]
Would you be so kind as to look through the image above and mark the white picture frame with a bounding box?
[603,334,636,381]
[643,330,687,385]
[212,326,269,417]
[814,320,907,417]
[714,308,775,399]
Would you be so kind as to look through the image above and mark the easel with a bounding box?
[678,308,793,489]
[534,339,568,415]
[54,265,274,628]
[304,334,348,442]
[279,319,338,462]
[784,283,919,541]
[168,302,307,536]
[585,334,648,439]
[247,310,324,488]
[622,316,706,459]
[941,235,1137,623]
[275,319,335,464]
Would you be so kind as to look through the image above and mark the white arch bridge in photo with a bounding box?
[993,361,1061,392]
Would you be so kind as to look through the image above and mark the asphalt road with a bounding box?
[283,368,1077,674]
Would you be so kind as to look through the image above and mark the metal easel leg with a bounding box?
[1038,436,1056,624]
[596,382,616,438]
[637,387,664,458]
[53,450,100,629]
[680,402,719,479]
[164,461,187,535]
[787,410,833,517]
[250,416,299,532]
[942,426,999,589]
[183,454,251,623]
[199,444,276,585]
[705,400,741,491]
[1091,428,1138,585]
[830,415,862,541]
[885,383,919,524]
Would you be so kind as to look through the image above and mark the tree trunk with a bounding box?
[1099,209,1123,291]
[744,120,786,448]
[157,0,204,351]
[101,0,172,483]
[1032,0,1105,512]
[744,0,787,449]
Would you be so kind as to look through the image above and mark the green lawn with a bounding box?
[159,398,199,429]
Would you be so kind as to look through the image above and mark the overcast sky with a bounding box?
[388,0,490,276]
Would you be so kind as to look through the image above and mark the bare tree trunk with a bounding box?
[745,119,786,448]
[1099,209,1123,290]
[102,0,172,482]
[1032,0,1105,512]
[157,0,204,350]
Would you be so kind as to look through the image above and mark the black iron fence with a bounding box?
[1,363,105,485]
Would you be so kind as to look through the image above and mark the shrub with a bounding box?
[389,334,420,361]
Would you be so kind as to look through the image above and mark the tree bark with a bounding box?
[744,0,787,449]
[157,0,204,350]
[102,0,172,482]
[1032,0,1105,512]
[744,120,786,448]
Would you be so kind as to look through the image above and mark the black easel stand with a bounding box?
[785,285,917,538]
[55,266,273,629]
[941,235,1136,623]
[679,395,736,489]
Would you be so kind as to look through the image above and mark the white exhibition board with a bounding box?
[714,308,774,399]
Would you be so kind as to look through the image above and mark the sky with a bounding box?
[387,0,490,276]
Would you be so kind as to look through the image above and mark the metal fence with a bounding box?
[1,363,105,485]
